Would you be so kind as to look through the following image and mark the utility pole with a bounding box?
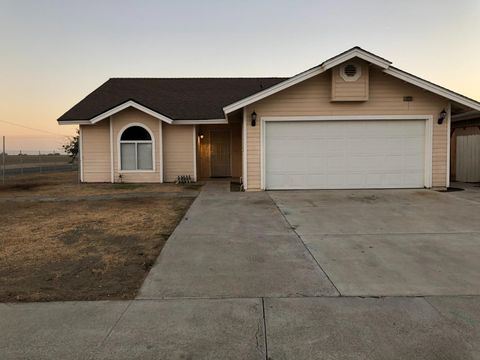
[2,136,5,184]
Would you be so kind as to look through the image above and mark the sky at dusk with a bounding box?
[1,0,479,152]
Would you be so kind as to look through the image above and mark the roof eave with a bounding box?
[384,67,480,112]
[452,110,480,122]
[223,66,326,114]
[58,120,91,125]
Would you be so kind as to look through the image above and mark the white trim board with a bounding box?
[159,122,163,183]
[79,126,84,182]
[173,119,227,125]
[91,100,174,125]
[242,107,248,190]
[109,116,114,183]
[58,120,91,125]
[193,126,197,181]
[261,115,434,122]
[59,118,228,126]
[223,66,325,114]
[446,103,452,188]
[260,115,434,190]
[322,48,391,70]
[383,68,480,112]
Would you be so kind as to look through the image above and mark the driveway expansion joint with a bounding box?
[88,300,133,360]
[261,298,269,360]
[422,296,478,351]
[267,192,342,297]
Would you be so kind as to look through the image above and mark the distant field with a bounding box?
[3,154,71,165]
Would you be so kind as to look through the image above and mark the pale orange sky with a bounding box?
[1,0,479,152]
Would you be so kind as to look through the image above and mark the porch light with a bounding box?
[251,111,257,127]
[199,133,204,140]
[438,109,447,124]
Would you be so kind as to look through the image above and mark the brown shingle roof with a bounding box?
[57,77,288,122]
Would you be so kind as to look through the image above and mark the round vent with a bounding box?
[344,64,357,77]
[340,62,362,81]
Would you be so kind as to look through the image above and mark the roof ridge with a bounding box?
[108,77,290,80]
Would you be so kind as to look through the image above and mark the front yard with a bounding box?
[0,172,198,302]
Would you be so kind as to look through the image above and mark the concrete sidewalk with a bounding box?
[1,296,478,359]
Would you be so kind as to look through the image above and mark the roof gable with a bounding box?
[223,47,480,113]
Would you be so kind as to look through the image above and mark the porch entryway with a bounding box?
[196,116,243,180]
[210,130,231,177]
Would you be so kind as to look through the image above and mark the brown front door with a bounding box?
[210,130,231,177]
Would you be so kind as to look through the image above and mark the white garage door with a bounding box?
[265,120,426,189]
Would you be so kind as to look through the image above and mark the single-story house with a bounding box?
[58,47,480,190]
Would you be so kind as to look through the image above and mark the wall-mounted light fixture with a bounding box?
[251,111,257,127]
[437,109,447,125]
[199,132,204,140]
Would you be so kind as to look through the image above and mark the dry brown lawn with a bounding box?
[0,171,201,199]
[0,171,198,302]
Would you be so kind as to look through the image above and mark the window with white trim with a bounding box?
[120,126,153,170]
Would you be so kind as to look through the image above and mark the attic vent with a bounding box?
[344,64,357,77]
[340,62,362,82]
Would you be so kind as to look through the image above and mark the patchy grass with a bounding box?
[0,170,200,302]
[0,171,202,199]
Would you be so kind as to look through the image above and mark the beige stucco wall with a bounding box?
[80,120,111,182]
[245,66,449,190]
[163,123,195,182]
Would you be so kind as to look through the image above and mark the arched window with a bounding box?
[120,125,153,170]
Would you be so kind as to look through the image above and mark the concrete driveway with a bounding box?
[139,181,338,299]
[269,188,480,296]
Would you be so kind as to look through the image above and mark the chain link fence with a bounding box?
[1,150,78,184]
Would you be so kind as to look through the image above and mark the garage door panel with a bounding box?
[405,138,424,154]
[309,157,328,171]
[405,173,424,186]
[306,174,327,187]
[269,157,306,172]
[265,120,425,189]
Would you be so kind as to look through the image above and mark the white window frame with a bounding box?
[118,123,156,173]
[79,125,84,182]
[242,107,248,190]
[260,115,433,190]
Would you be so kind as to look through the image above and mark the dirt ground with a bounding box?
[0,171,198,302]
